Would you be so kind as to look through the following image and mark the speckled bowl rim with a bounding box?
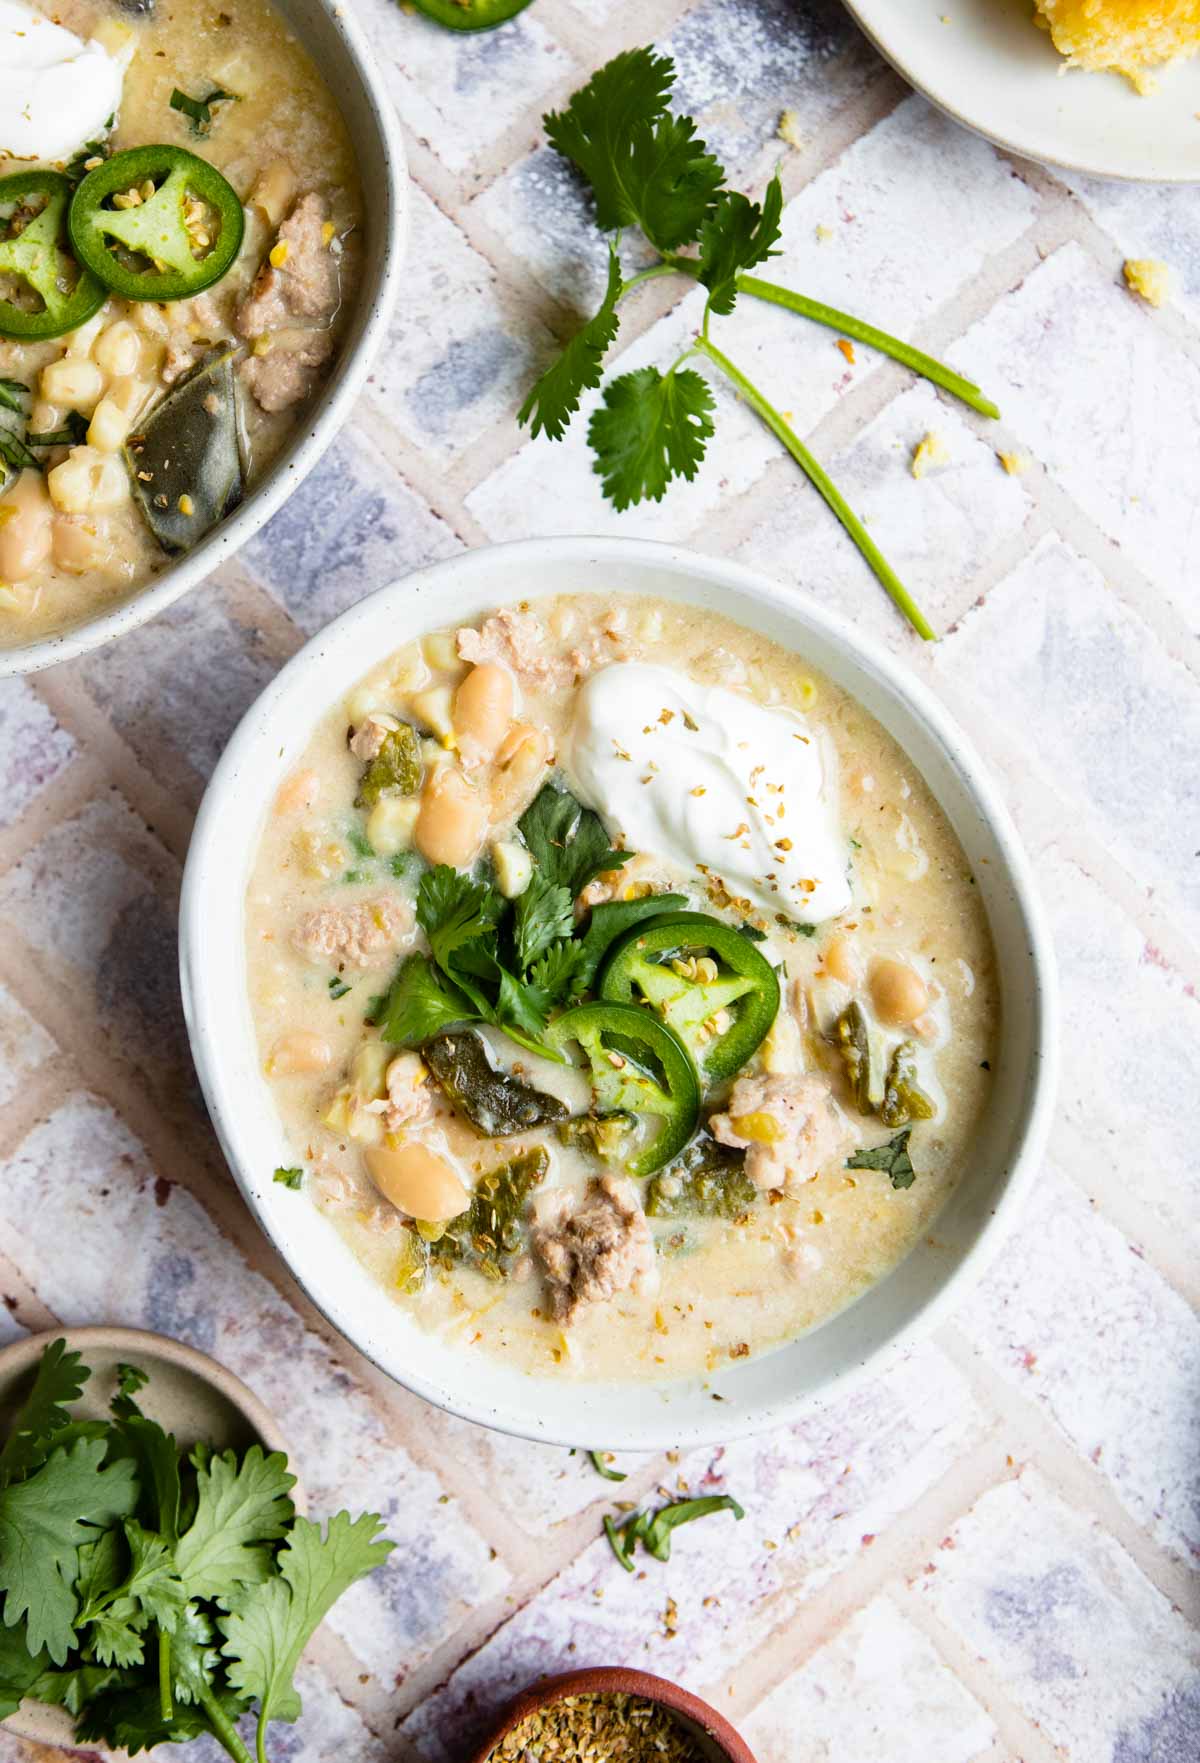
[462,1667,757,1763]
[0,0,408,678]
[180,535,1059,1451]
[0,1325,297,1749]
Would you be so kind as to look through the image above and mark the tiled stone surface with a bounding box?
[916,1472,1200,1760]
[1035,844,1200,1262]
[355,0,573,179]
[950,241,1200,624]
[0,1093,510,1676]
[367,186,557,469]
[0,979,57,1110]
[73,586,279,793]
[734,379,1032,642]
[2,3,1198,1759]
[934,532,1200,947]
[242,428,464,634]
[402,1345,986,1759]
[0,679,75,829]
[959,1169,1200,1567]
[741,1595,996,1763]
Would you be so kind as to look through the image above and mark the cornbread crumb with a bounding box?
[777,108,807,150]
[815,223,833,243]
[911,431,950,480]
[836,337,856,365]
[998,450,1030,476]
[1123,257,1173,308]
[1032,0,1200,91]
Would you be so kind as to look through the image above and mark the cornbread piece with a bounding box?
[1124,258,1173,308]
[910,430,950,480]
[1033,0,1200,92]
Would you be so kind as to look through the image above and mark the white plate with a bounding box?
[844,0,1200,182]
[180,538,1058,1451]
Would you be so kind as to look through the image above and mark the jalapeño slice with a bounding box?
[598,911,780,1084]
[410,0,534,28]
[69,145,245,303]
[0,172,106,342]
[546,1001,699,1179]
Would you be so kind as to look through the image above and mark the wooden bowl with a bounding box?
[0,1326,297,1750]
[463,1666,758,1763]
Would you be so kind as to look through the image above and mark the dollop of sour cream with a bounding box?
[566,662,852,924]
[0,1,126,164]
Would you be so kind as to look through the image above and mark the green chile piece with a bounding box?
[354,723,423,809]
[429,1145,550,1280]
[558,1113,635,1163]
[832,999,886,1115]
[645,1135,758,1221]
[880,1040,936,1129]
[126,347,243,552]
[423,1031,568,1137]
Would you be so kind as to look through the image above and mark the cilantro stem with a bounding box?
[618,263,678,301]
[197,1683,254,1763]
[665,257,999,420]
[694,335,937,641]
[159,1630,173,1725]
[735,275,1000,420]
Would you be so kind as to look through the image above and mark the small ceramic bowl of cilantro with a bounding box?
[0,1328,392,1758]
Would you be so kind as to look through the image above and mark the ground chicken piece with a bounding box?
[456,607,566,684]
[240,329,333,414]
[237,193,338,337]
[709,1073,849,1193]
[369,1052,433,1136]
[348,712,396,762]
[532,1173,658,1325]
[292,895,409,968]
[162,333,197,385]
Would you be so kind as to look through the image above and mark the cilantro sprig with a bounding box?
[0,1341,392,1762]
[373,781,648,1058]
[520,48,1004,640]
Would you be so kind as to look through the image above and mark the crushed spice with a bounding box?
[488,1691,709,1760]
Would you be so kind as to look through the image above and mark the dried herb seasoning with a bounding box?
[488,1690,710,1761]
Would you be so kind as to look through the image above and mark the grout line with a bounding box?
[0,753,109,882]
[699,1426,1019,1720]
[936,1322,1199,1608]
[29,673,197,866]
[0,1244,57,1336]
[891,1582,1063,1763]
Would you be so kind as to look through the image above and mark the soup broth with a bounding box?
[245,596,998,1383]
[0,0,362,642]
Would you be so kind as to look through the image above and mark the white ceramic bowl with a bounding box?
[180,538,1057,1450]
[0,0,407,677]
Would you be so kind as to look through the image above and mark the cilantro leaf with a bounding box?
[88,1601,147,1669]
[27,1661,122,1716]
[572,892,689,994]
[417,866,503,973]
[529,936,587,1004]
[513,870,575,972]
[699,176,783,316]
[0,1619,48,1721]
[494,965,553,1047]
[0,1437,138,1661]
[847,1127,917,1190]
[0,1337,89,1489]
[168,1600,222,1707]
[376,953,478,1046]
[75,1679,227,1755]
[518,246,622,441]
[588,365,716,509]
[273,1166,303,1190]
[221,1511,393,1736]
[111,1413,183,1545]
[518,783,631,898]
[119,1520,187,1629]
[544,48,722,251]
[174,1444,296,1603]
[113,1363,150,1410]
[75,1527,124,1616]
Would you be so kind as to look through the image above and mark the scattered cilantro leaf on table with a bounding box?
[519,246,623,441]
[589,364,716,509]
